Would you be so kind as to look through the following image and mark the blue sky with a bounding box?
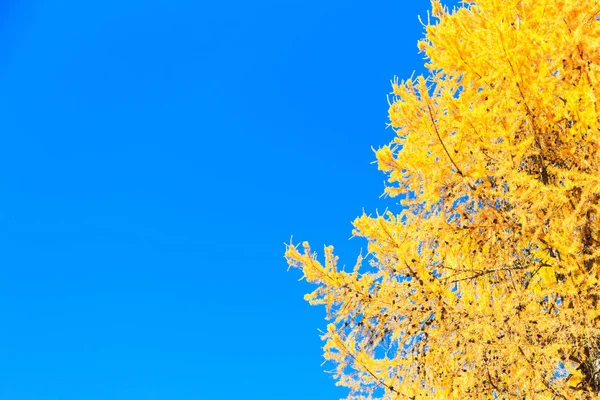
[0,0,458,399]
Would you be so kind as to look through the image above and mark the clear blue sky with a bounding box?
[0,0,458,399]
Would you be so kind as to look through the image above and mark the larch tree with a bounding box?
[285,0,600,398]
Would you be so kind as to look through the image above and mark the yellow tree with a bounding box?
[286,0,600,398]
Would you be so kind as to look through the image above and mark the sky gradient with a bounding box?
[0,0,458,398]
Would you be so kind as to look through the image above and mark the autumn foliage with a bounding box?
[285,0,600,398]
